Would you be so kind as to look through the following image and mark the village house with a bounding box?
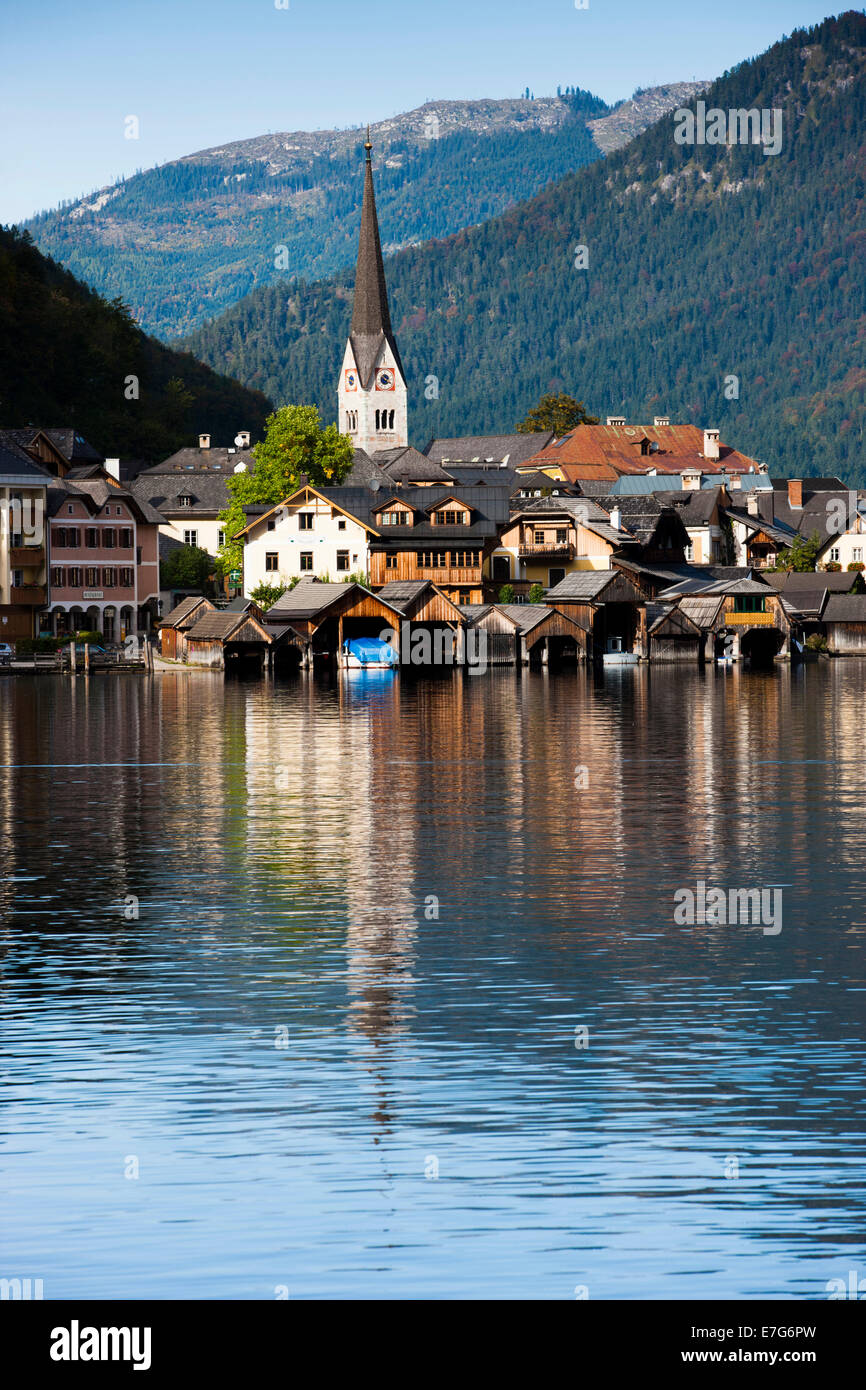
[45,478,162,639]
[0,442,50,642]
[238,484,375,593]
[489,496,637,594]
[130,433,254,563]
[521,419,760,484]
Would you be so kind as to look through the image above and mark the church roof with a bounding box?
[349,138,404,389]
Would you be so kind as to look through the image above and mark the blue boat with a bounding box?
[341,637,399,669]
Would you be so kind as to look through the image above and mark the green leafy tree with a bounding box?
[249,580,287,610]
[516,393,599,434]
[160,545,213,590]
[528,582,545,603]
[218,405,354,570]
[498,583,516,604]
[778,531,823,572]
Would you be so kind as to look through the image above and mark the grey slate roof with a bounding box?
[47,477,164,526]
[130,473,230,515]
[374,446,453,484]
[187,612,264,642]
[546,571,618,600]
[375,580,431,608]
[160,596,212,629]
[766,570,860,593]
[142,447,253,475]
[778,589,829,618]
[497,604,551,633]
[677,596,725,629]
[0,443,50,482]
[342,449,393,490]
[423,433,555,467]
[822,595,866,623]
[458,603,493,621]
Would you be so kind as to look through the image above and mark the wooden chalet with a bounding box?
[158,596,214,661]
[545,569,646,661]
[462,603,589,665]
[184,609,273,672]
[821,595,866,654]
[264,579,405,666]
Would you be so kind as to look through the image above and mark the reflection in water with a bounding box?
[0,665,864,1298]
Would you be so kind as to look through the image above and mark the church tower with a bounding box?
[338,131,408,457]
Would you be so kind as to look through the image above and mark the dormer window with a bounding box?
[434,508,468,526]
[380,509,409,527]
[178,495,193,507]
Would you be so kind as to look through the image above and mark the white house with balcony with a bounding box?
[237,485,376,595]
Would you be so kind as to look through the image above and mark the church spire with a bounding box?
[338,132,408,456]
[350,131,402,385]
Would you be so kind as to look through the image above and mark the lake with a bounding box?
[1,664,864,1299]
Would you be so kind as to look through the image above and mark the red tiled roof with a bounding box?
[525,424,758,475]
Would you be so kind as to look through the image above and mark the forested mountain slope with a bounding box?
[23,87,705,340]
[0,228,271,462]
[184,13,866,485]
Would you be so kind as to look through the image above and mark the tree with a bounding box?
[516,393,599,435]
[160,545,213,590]
[249,580,287,610]
[778,531,823,572]
[218,405,355,571]
[528,582,545,603]
[498,583,516,604]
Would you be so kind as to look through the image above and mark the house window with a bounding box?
[267,518,276,531]
[549,568,566,586]
[830,548,840,562]
[338,519,346,531]
[178,495,192,507]
[120,528,133,548]
[183,530,198,547]
[68,567,82,587]
[218,530,226,548]
[11,570,23,587]
[67,505,74,515]
[733,595,766,613]
[437,510,465,527]
[299,513,313,530]
[451,550,481,568]
[419,550,448,568]
[85,567,100,587]
[102,568,117,588]
[51,567,65,587]
[336,550,349,572]
[300,552,313,571]
[555,528,568,545]
[120,568,134,587]
[117,507,123,517]
[854,548,863,562]
[534,530,545,545]
[265,553,279,572]
[136,548,142,565]
[104,528,116,549]
[381,510,409,527]
[85,528,98,548]
[385,554,397,569]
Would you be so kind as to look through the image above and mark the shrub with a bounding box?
[498,583,515,604]
[528,583,545,603]
[805,634,829,652]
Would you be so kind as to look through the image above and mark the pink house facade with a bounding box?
[46,481,161,640]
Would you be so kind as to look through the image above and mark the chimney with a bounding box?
[653,416,670,427]
[606,415,626,427]
[730,474,742,490]
[234,431,251,449]
[747,490,760,517]
[787,478,803,508]
[199,433,211,450]
[104,458,120,481]
[610,506,623,531]
[681,469,700,491]
[703,428,720,461]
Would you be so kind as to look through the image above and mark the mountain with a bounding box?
[0,227,271,462]
[183,13,866,487]
[22,86,705,341]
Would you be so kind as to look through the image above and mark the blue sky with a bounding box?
[0,0,840,224]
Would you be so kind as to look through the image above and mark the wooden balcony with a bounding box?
[10,545,45,567]
[726,610,775,626]
[518,542,575,560]
[10,585,47,606]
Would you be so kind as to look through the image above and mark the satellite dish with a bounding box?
[234,433,246,448]
[370,479,381,492]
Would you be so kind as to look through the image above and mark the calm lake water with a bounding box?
[1,664,864,1299]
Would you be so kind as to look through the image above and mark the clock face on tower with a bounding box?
[375,368,395,391]
[344,369,358,391]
